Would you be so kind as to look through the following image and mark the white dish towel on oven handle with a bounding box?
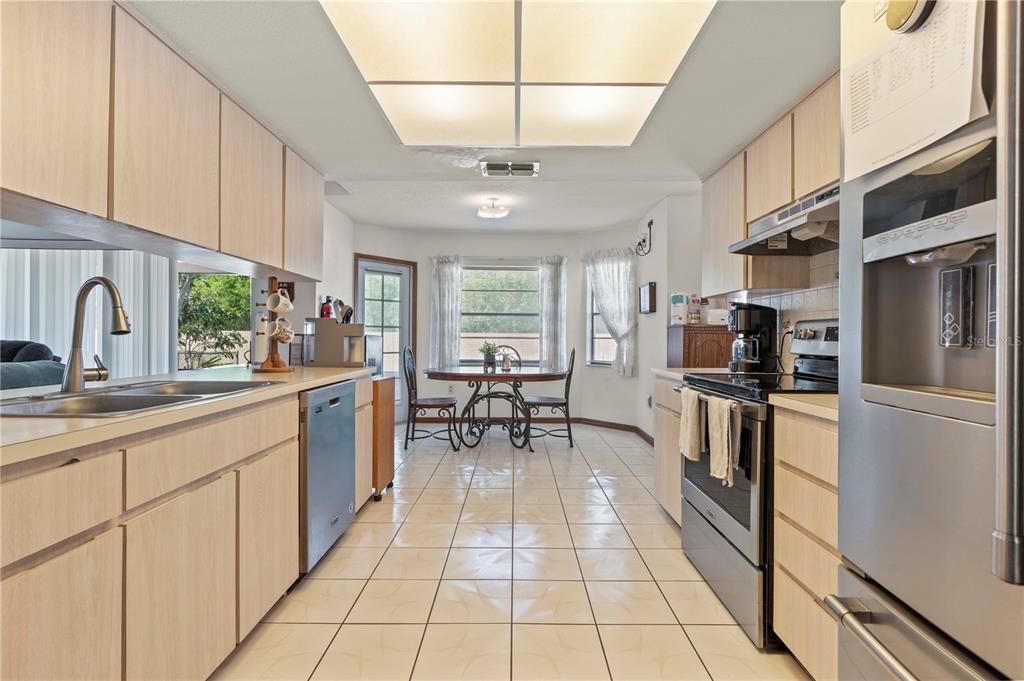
[678,388,704,462]
[706,395,741,487]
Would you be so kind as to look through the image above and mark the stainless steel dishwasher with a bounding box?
[299,380,356,573]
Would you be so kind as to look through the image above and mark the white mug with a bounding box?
[267,288,294,314]
[269,319,294,343]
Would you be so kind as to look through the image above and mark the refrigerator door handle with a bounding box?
[995,0,1024,585]
[824,595,919,681]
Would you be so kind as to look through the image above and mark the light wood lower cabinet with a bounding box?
[653,379,682,525]
[356,403,374,510]
[2,449,123,566]
[774,566,838,681]
[771,405,840,681]
[1,528,123,681]
[125,473,236,681]
[237,441,300,640]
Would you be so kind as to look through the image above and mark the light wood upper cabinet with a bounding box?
[1,1,112,217]
[793,74,841,199]
[125,474,235,681]
[284,148,325,280]
[745,115,793,222]
[2,529,123,681]
[238,442,300,641]
[700,152,747,297]
[111,6,220,249]
[221,96,285,267]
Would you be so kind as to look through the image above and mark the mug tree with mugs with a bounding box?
[253,277,295,373]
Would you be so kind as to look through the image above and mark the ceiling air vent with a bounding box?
[480,162,540,178]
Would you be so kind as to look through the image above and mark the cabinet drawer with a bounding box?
[654,379,681,413]
[774,513,839,601]
[775,408,838,487]
[2,528,123,681]
[774,566,837,681]
[2,450,123,566]
[126,397,297,508]
[775,465,837,549]
[356,377,372,408]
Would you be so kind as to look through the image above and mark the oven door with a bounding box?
[681,386,768,566]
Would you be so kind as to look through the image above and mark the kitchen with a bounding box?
[1,1,1022,681]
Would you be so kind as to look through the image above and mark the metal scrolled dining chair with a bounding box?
[524,348,576,448]
[402,346,460,450]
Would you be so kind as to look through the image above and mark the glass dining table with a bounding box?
[422,365,569,450]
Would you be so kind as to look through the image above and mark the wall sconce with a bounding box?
[635,219,653,256]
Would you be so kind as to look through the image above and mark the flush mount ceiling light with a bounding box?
[478,198,511,219]
[320,0,715,147]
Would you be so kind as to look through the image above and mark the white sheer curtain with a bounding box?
[538,255,567,370]
[428,255,462,368]
[583,248,638,377]
[0,249,171,379]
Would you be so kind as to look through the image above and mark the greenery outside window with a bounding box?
[177,273,251,370]
[460,267,540,364]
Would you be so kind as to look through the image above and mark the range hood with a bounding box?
[729,184,840,256]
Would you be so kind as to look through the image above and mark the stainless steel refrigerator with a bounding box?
[835,2,1024,679]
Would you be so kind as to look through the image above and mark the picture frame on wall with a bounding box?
[639,282,656,314]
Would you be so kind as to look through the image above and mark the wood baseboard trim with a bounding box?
[413,416,653,446]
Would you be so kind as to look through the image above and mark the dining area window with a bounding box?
[459,266,540,364]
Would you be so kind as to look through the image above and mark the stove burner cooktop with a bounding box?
[682,371,838,402]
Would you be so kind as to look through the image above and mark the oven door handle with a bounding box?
[673,385,767,421]
[824,595,918,681]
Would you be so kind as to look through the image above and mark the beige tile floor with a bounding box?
[212,425,809,681]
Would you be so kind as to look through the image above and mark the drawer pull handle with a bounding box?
[61,457,81,467]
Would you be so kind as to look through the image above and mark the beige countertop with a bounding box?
[769,393,839,422]
[652,368,731,381]
[0,365,374,468]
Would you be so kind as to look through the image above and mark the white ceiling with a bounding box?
[125,0,840,233]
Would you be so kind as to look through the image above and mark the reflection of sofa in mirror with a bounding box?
[1,340,66,389]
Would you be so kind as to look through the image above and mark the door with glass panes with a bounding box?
[356,259,413,423]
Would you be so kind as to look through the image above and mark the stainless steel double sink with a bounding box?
[0,380,284,417]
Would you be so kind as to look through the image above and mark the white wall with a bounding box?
[631,192,703,436]
[318,202,355,307]
[348,194,701,435]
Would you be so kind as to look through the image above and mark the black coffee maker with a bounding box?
[727,302,778,372]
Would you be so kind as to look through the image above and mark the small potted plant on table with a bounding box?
[479,341,498,372]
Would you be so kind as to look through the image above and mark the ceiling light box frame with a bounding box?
[320,1,715,147]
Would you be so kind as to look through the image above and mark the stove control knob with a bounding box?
[804,329,817,339]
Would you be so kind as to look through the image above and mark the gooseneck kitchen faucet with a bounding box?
[60,277,131,393]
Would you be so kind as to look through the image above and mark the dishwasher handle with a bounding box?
[824,595,918,681]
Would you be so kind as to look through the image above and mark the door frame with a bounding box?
[353,253,418,358]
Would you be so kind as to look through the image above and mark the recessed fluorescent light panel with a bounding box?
[320,0,715,147]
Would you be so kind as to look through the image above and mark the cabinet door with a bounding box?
[125,474,235,681]
[745,115,793,222]
[793,74,840,199]
[2,529,122,681]
[111,6,219,249]
[284,148,325,280]
[238,442,300,640]
[653,404,682,525]
[700,153,746,297]
[355,404,374,510]
[221,96,284,267]
[1,1,111,217]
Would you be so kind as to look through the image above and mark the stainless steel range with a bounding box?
[680,318,840,648]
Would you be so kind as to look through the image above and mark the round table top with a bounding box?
[423,365,568,382]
